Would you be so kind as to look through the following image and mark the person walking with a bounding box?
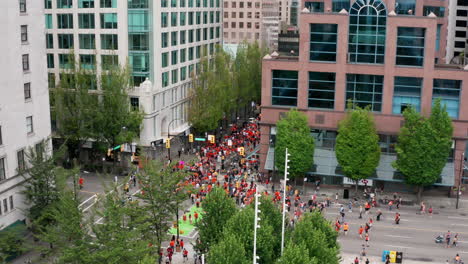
[183,248,188,262]
[343,223,349,236]
[453,233,459,247]
[358,225,364,239]
[428,206,433,217]
[446,231,452,248]
[365,233,370,247]
[359,205,363,219]
[376,209,382,221]
[395,212,401,225]
[78,177,84,189]
[354,257,359,264]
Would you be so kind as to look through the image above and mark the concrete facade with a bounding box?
[45,0,222,147]
[446,0,468,64]
[0,1,52,228]
[259,0,468,188]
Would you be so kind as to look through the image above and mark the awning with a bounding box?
[264,147,276,170]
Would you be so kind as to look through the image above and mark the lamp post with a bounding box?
[167,118,182,162]
[280,148,290,256]
[456,152,466,209]
[253,191,261,264]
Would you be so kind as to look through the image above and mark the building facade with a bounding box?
[259,0,468,189]
[0,1,52,228]
[45,0,222,147]
[447,0,468,64]
[223,0,263,44]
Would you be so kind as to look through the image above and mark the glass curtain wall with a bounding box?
[392,76,422,114]
[348,0,387,64]
[128,0,150,86]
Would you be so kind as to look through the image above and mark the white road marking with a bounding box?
[79,194,97,208]
[384,244,414,249]
[451,223,468,227]
[384,235,412,239]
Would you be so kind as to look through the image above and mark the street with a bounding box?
[323,201,468,263]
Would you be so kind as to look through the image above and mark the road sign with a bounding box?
[195,137,206,141]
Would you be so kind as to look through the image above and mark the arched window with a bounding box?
[348,0,387,64]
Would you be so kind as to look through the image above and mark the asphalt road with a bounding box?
[323,203,468,263]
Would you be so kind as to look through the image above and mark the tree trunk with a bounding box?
[416,186,423,203]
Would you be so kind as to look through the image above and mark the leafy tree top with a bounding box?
[335,105,380,182]
[274,109,315,179]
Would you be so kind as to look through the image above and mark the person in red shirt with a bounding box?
[194,212,199,222]
[180,239,184,249]
[78,177,84,189]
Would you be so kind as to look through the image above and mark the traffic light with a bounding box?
[208,135,215,144]
[239,147,245,156]
[166,138,171,149]
[189,134,194,143]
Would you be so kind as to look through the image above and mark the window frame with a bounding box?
[24,82,31,100]
[26,116,33,134]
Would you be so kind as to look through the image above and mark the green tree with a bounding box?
[37,183,91,264]
[222,208,276,264]
[274,109,315,180]
[188,52,226,133]
[20,140,65,223]
[290,212,340,264]
[88,191,152,263]
[95,64,144,164]
[335,105,381,192]
[393,100,453,201]
[53,52,99,162]
[134,160,188,252]
[0,225,26,263]
[256,196,282,259]
[208,233,249,264]
[196,187,237,253]
[276,242,316,264]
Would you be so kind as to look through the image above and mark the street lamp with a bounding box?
[281,148,290,256]
[456,152,466,209]
[167,118,182,162]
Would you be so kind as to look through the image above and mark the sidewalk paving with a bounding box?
[340,252,444,264]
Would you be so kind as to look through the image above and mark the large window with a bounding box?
[47,53,55,68]
[171,31,178,46]
[57,0,72,8]
[171,50,178,65]
[128,0,148,8]
[101,55,118,70]
[46,34,53,48]
[348,0,387,64]
[172,69,178,84]
[129,34,148,51]
[79,13,95,29]
[17,149,25,171]
[59,54,72,69]
[310,24,338,62]
[0,158,5,181]
[162,52,168,67]
[45,14,53,29]
[101,34,118,49]
[129,53,149,73]
[161,32,168,48]
[26,116,33,134]
[162,72,169,87]
[432,79,462,118]
[100,13,117,29]
[162,12,168,27]
[100,0,116,8]
[128,10,149,32]
[396,27,425,67]
[392,77,422,114]
[79,0,94,8]
[332,0,350,12]
[395,0,415,15]
[58,34,74,49]
[20,0,27,12]
[57,14,73,29]
[423,6,445,17]
[308,72,336,109]
[305,1,324,12]
[171,12,178,27]
[79,34,95,49]
[272,70,298,106]
[346,74,383,111]
[80,54,95,69]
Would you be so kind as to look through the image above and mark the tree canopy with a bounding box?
[274,109,315,179]
[335,105,380,190]
[393,99,453,200]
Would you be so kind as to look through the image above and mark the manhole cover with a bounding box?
[460,213,467,216]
